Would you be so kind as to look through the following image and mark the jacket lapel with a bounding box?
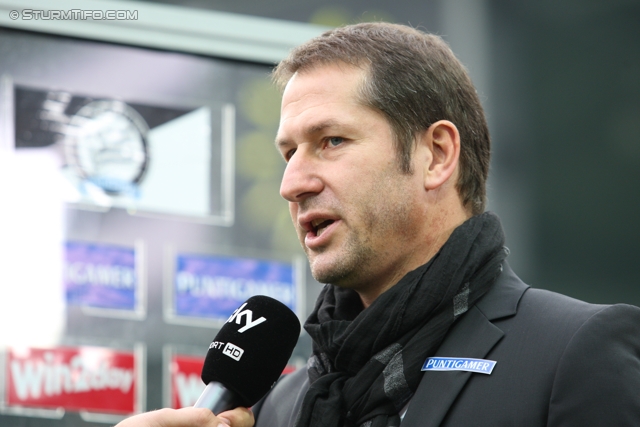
[401,263,528,427]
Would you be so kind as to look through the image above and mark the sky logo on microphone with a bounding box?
[226,303,267,333]
[222,343,244,361]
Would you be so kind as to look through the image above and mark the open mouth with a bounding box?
[310,219,335,237]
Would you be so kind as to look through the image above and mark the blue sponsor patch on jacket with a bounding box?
[422,357,496,375]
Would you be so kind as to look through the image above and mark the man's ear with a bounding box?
[418,120,461,190]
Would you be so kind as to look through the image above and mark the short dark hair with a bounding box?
[273,22,490,215]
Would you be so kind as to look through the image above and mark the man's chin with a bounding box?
[309,260,339,285]
[309,258,356,288]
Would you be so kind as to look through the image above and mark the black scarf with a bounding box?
[296,212,508,427]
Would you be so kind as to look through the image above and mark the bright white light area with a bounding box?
[0,148,66,347]
[132,107,211,216]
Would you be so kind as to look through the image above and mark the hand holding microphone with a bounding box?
[114,406,253,427]
[115,296,300,426]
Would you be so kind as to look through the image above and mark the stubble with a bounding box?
[306,168,417,293]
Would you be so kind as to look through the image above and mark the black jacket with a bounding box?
[254,263,640,426]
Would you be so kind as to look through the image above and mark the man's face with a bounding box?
[276,64,426,296]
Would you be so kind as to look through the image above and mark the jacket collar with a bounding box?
[475,262,528,321]
[401,262,528,427]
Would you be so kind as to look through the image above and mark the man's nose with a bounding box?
[279,148,323,202]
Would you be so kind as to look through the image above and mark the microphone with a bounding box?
[193,295,301,414]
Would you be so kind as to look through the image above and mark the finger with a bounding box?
[115,407,220,427]
[216,407,255,427]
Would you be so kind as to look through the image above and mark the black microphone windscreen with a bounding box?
[201,295,301,407]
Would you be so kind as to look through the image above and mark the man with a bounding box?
[117,22,640,427]
[251,22,640,427]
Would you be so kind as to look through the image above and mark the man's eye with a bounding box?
[328,137,344,147]
[285,148,296,161]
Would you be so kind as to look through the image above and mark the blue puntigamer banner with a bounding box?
[65,241,138,311]
[174,254,296,322]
